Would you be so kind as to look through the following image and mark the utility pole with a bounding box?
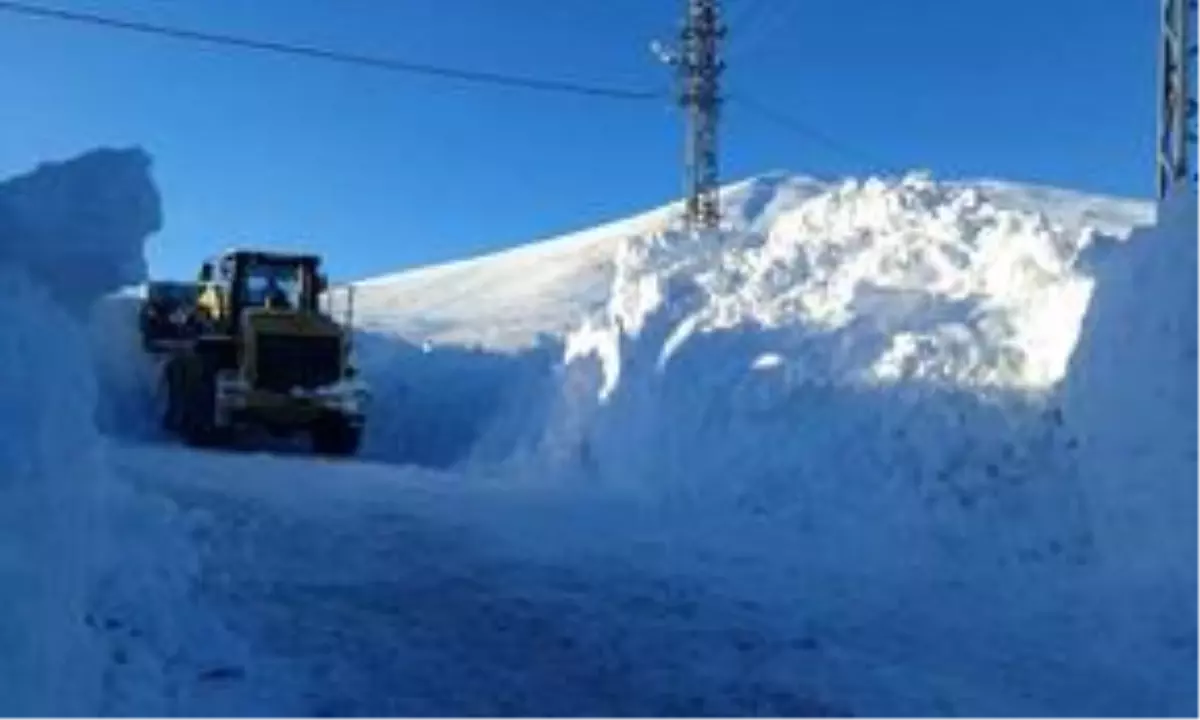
[1156,0,1196,198]
[662,0,725,231]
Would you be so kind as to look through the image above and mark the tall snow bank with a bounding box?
[1060,182,1197,699]
[0,268,108,713]
[498,173,1187,714]
[532,174,1107,562]
[0,147,158,712]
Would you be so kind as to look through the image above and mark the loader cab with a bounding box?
[196,250,327,334]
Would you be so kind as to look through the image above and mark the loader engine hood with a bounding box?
[244,308,343,338]
[242,309,348,392]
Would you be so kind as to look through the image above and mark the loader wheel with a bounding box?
[178,355,226,448]
[157,362,181,433]
[311,416,362,457]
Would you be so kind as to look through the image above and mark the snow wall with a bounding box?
[0,148,159,712]
[511,173,1117,493]
[0,149,263,714]
[354,330,560,467]
[510,175,1098,642]
[456,174,1194,715]
[1060,181,1198,699]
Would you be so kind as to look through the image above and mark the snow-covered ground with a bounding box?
[2,146,1193,716]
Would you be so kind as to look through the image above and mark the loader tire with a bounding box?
[158,361,182,433]
[311,415,362,457]
[178,354,226,448]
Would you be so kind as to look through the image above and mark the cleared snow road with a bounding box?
[109,442,1175,717]
[112,443,848,716]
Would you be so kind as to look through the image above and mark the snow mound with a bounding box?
[571,172,1103,394]
[532,177,1096,525]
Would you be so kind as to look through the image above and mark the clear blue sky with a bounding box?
[0,0,1158,281]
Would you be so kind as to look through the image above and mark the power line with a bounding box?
[0,0,666,101]
[729,93,891,170]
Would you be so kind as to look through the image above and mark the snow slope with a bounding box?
[353,173,1152,352]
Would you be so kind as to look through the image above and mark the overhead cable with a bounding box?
[0,0,666,101]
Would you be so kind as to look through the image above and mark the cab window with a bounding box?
[244,262,303,309]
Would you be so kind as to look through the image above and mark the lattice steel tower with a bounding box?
[1157,0,1196,198]
[677,0,725,230]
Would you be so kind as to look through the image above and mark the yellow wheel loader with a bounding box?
[143,249,368,456]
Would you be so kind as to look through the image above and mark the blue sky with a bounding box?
[0,0,1158,281]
